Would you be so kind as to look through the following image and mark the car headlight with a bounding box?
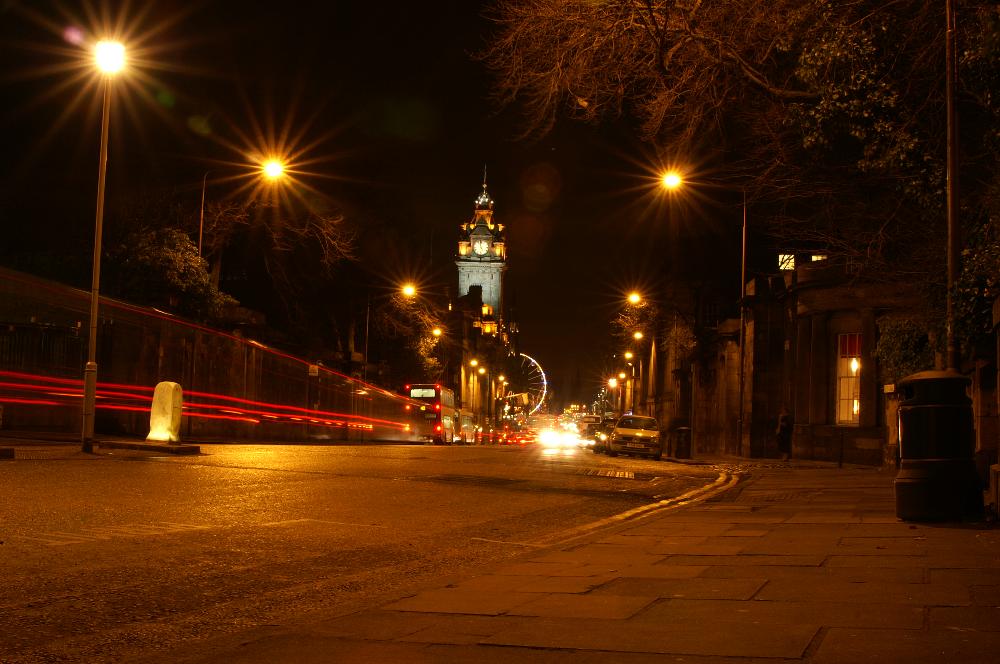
[598,433,607,442]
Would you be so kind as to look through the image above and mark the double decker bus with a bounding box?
[404,383,457,444]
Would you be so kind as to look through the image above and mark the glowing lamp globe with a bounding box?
[94,41,125,74]
[262,160,285,179]
[661,171,682,190]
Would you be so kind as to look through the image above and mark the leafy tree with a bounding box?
[102,190,236,320]
[108,227,236,319]
[484,1,997,265]
[484,0,1000,363]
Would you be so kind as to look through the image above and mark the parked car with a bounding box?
[607,415,663,460]
[591,416,618,454]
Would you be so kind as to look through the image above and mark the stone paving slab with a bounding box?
[509,575,617,594]
[445,574,549,592]
[929,568,1000,584]
[825,554,933,568]
[636,598,925,629]
[531,547,667,566]
[733,535,846,555]
[663,553,827,566]
[929,606,1000,631]
[836,536,929,555]
[591,576,767,600]
[605,563,709,579]
[492,561,621,577]
[507,593,657,619]
[595,534,710,547]
[756,577,970,605]
[699,563,928,583]
[480,616,819,658]
[392,614,531,645]
[813,627,1000,664]
[969,585,1000,605]
[383,589,538,615]
[310,610,444,640]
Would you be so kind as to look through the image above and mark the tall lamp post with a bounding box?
[199,159,286,258]
[82,40,126,453]
[661,171,747,455]
[198,170,211,256]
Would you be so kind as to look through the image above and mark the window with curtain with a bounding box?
[836,333,862,424]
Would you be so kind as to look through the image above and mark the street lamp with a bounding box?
[82,40,126,453]
[262,159,285,179]
[627,292,642,305]
[633,331,643,341]
[661,171,683,190]
[661,171,748,455]
[401,283,417,298]
[199,159,288,257]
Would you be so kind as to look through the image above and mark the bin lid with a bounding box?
[897,369,970,405]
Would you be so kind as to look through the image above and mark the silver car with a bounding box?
[607,415,663,460]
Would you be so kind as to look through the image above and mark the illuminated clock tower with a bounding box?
[456,180,506,313]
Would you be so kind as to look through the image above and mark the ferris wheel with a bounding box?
[517,353,548,415]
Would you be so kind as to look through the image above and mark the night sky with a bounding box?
[0,1,738,407]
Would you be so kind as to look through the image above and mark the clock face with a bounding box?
[473,240,490,255]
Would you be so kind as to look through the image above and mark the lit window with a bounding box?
[836,333,861,424]
[811,254,827,262]
[778,254,795,271]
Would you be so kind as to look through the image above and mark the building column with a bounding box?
[860,308,878,428]
[808,313,830,426]
[794,315,811,425]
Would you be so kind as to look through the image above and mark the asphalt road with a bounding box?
[0,442,722,663]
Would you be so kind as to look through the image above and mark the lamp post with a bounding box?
[198,170,211,256]
[945,0,959,371]
[661,171,748,456]
[617,371,627,415]
[363,282,417,381]
[82,40,125,453]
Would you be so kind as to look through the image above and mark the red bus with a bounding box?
[405,383,456,444]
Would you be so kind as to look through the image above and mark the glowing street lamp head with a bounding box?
[627,292,642,305]
[608,378,618,389]
[618,372,627,380]
[624,351,634,360]
[661,171,683,190]
[477,366,486,375]
[94,40,126,74]
[633,331,644,340]
[262,159,285,180]
[431,327,442,337]
[401,283,416,297]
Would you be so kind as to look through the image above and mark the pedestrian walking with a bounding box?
[776,407,792,460]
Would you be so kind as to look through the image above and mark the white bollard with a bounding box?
[147,381,183,443]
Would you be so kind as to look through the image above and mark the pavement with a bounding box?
[136,461,997,664]
[4,435,999,662]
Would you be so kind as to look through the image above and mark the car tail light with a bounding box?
[436,424,442,432]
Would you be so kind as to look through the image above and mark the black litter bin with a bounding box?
[894,370,982,521]
[673,427,692,459]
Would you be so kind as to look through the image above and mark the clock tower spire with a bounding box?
[457,174,506,314]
